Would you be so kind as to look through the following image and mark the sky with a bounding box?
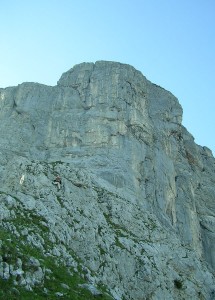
[1,0,215,155]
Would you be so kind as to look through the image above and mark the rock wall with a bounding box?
[0,61,215,299]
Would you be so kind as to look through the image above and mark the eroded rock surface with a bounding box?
[0,61,215,299]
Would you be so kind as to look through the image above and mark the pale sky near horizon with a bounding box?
[1,1,215,155]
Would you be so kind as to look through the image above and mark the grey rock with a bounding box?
[61,283,70,289]
[55,292,64,297]
[0,61,214,300]
[28,257,40,268]
[3,262,10,279]
[12,268,24,276]
[78,283,103,296]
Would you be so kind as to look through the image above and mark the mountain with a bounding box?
[0,61,215,300]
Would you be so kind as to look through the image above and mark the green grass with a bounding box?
[0,227,113,300]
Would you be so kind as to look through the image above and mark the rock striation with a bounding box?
[0,61,215,299]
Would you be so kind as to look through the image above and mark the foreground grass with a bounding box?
[0,227,113,300]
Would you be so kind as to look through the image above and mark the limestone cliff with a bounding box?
[0,61,215,299]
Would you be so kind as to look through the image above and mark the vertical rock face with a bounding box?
[0,61,215,299]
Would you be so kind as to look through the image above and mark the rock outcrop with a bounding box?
[0,61,215,299]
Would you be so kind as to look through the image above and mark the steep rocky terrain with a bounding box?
[0,61,215,299]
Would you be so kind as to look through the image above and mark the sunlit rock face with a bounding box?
[0,61,215,300]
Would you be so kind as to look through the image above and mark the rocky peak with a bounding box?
[0,61,215,299]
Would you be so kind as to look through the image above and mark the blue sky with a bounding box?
[1,0,215,155]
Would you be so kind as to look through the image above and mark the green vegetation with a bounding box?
[0,227,113,300]
[174,279,183,289]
